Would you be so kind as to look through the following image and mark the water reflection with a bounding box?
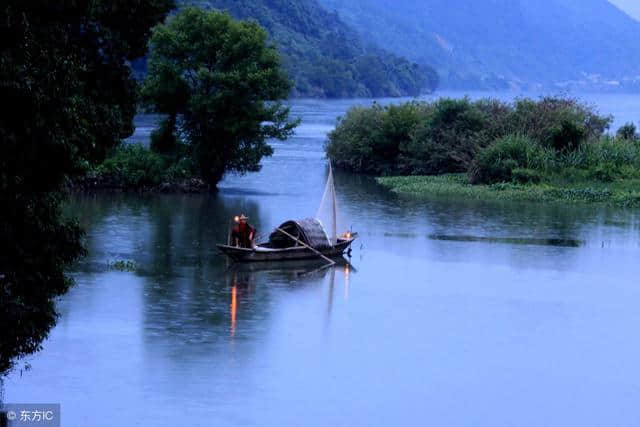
[334,170,640,272]
[326,267,335,320]
[230,284,237,337]
[428,234,585,247]
[72,193,264,275]
[343,263,350,300]
[226,259,354,340]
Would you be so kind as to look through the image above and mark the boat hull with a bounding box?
[217,236,356,263]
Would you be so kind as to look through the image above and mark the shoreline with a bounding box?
[68,175,210,194]
[377,174,640,207]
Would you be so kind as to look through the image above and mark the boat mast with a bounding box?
[330,163,337,243]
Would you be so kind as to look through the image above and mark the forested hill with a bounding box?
[178,0,438,97]
[319,0,640,91]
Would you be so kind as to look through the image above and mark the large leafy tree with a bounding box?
[141,7,298,187]
[0,0,173,374]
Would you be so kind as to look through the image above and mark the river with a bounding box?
[3,92,640,427]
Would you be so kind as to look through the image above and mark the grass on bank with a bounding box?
[378,174,640,207]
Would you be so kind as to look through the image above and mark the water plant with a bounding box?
[109,260,138,272]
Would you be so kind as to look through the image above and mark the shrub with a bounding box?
[325,105,386,174]
[474,98,512,138]
[165,156,197,180]
[508,97,611,152]
[551,120,586,152]
[589,163,622,182]
[469,135,548,184]
[568,137,640,169]
[325,102,429,174]
[398,98,497,174]
[617,122,637,140]
[96,144,167,187]
[512,168,542,184]
[326,96,613,177]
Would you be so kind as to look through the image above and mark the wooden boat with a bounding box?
[219,163,357,263]
[217,218,357,263]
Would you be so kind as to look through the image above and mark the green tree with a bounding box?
[400,98,494,175]
[508,97,611,152]
[0,0,173,374]
[142,7,298,187]
[325,102,429,174]
[617,122,637,140]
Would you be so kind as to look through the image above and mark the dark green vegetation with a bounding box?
[0,1,173,374]
[81,144,201,191]
[141,7,298,187]
[320,0,640,91]
[327,97,640,206]
[95,145,166,188]
[175,0,437,97]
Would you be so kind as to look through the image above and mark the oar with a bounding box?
[276,227,336,266]
[297,262,335,278]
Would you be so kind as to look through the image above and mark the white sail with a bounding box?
[316,162,338,244]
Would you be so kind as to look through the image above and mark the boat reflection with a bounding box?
[226,257,356,337]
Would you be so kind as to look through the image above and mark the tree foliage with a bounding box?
[327,98,506,176]
[399,98,498,175]
[95,144,168,187]
[325,102,428,174]
[507,97,610,152]
[326,97,613,178]
[0,0,173,374]
[142,7,298,186]
[617,122,638,140]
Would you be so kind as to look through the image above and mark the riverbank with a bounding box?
[378,174,640,207]
[69,174,209,193]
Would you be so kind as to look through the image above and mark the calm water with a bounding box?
[4,92,640,427]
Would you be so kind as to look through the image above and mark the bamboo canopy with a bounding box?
[268,219,332,249]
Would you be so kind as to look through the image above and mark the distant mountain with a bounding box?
[178,0,438,97]
[319,0,640,91]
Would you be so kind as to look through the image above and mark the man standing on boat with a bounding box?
[232,214,255,248]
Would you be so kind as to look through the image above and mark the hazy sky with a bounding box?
[609,0,640,20]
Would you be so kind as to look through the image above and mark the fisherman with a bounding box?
[231,214,255,248]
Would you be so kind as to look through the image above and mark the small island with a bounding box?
[326,97,640,207]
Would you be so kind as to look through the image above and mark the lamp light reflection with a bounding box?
[344,264,350,300]
[230,285,237,337]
